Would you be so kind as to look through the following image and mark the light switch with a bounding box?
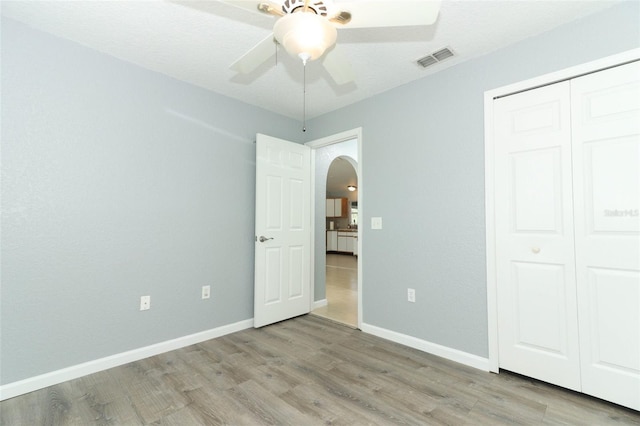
[371,217,382,230]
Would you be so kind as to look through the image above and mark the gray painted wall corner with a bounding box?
[0,17,301,385]
[304,1,640,358]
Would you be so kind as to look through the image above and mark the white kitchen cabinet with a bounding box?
[329,230,357,254]
[326,199,335,218]
[337,231,356,253]
[326,198,348,218]
[337,233,349,252]
[326,231,338,251]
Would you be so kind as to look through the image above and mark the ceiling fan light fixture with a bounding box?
[273,12,337,63]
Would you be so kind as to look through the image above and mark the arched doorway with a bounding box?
[312,156,358,327]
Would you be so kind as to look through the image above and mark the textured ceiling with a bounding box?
[1,0,621,120]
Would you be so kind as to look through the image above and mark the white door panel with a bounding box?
[584,137,639,234]
[265,175,283,229]
[265,247,283,303]
[255,134,311,328]
[585,268,639,368]
[494,81,582,391]
[509,148,564,233]
[510,261,570,353]
[288,246,304,298]
[571,61,640,410]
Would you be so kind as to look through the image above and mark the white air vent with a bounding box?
[417,47,455,68]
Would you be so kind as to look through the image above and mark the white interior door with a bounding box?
[571,61,640,410]
[494,81,582,391]
[254,133,311,328]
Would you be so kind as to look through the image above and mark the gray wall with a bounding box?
[313,139,358,301]
[1,17,301,385]
[304,1,640,358]
[2,1,639,387]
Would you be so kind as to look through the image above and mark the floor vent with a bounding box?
[417,47,454,68]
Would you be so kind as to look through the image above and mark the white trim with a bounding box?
[0,319,254,401]
[356,129,363,329]
[305,127,362,149]
[484,48,640,374]
[309,144,317,316]
[306,127,364,330]
[484,91,500,374]
[361,323,490,372]
[485,49,640,101]
[313,298,328,309]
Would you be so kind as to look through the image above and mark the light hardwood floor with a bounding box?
[311,254,358,327]
[1,315,639,425]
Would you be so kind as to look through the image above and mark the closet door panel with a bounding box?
[494,81,581,391]
[510,262,569,353]
[585,268,639,367]
[585,138,639,236]
[572,60,640,410]
[510,148,563,232]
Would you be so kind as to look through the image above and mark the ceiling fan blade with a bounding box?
[230,34,277,74]
[216,0,265,15]
[328,10,352,25]
[322,46,355,86]
[335,0,441,29]
[257,2,284,16]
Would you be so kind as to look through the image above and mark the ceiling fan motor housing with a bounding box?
[282,0,329,16]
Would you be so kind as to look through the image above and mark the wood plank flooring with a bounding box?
[2,315,639,425]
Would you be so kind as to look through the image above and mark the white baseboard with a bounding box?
[1,318,488,401]
[360,323,490,372]
[313,298,328,309]
[0,318,254,401]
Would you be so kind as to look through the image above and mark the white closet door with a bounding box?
[571,61,640,410]
[494,81,581,390]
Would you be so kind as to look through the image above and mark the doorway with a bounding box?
[314,156,358,327]
[306,129,362,329]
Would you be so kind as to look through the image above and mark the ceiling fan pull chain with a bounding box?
[302,61,307,132]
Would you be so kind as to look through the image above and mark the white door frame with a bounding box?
[484,48,640,373]
[306,127,363,329]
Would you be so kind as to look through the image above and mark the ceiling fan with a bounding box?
[221,0,442,85]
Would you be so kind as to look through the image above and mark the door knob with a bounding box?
[259,236,274,243]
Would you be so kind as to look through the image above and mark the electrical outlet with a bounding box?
[407,288,416,303]
[202,285,211,300]
[140,295,151,311]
